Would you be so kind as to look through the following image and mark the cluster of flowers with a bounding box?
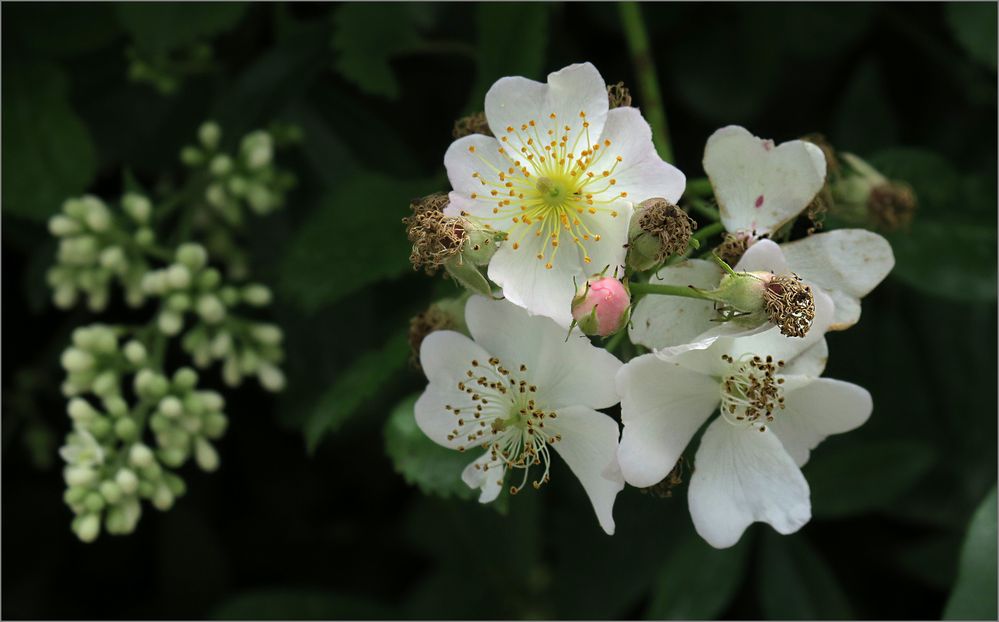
[51,122,293,542]
[404,63,898,547]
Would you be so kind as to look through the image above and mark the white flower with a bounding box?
[444,62,686,326]
[616,326,872,548]
[630,231,894,353]
[415,296,625,534]
[704,125,827,238]
[59,427,105,467]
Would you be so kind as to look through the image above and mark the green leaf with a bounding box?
[384,394,475,500]
[116,3,248,54]
[887,221,997,302]
[466,4,549,109]
[868,147,997,302]
[1,62,97,222]
[833,60,898,153]
[758,533,853,619]
[806,438,936,519]
[645,531,751,619]
[944,485,998,620]
[280,172,439,313]
[331,4,433,99]
[212,588,395,620]
[304,331,410,453]
[946,3,998,71]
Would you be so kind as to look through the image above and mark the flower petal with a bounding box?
[767,377,872,466]
[780,229,895,330]
[464,296,623,409]
[486,232,581,327]
[780,337,829,377]
[733,238,790,274]
[616,354,720,487]
[629,259,723,350]
[688,417,811,549]
[462,451,507,503]
[595,107,686,204]
[704,125,826,236]
[416,331,499,450]
[485,63,609,152]
[576,199,633,276]
[443,134,517,222]
[548,405,625,535]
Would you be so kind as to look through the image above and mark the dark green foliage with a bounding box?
[2,3,995,620]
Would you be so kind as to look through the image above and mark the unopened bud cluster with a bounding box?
[46,194,156,311]
[59,324,230,541]
[49,119,294,542]
[181,121,296,222]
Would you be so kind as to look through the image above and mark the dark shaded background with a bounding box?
[3,2,997,619]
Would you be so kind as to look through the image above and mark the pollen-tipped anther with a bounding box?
[762,274,815,338]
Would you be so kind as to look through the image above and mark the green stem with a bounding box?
[692,221,725,245]
[604,329,627,353]
[618,2,673,163]
[688,198,720,221]
[628,281,714,301]
[686,177,714,197]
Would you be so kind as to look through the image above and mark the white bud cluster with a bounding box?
[49,118,293,543]
[181,121,295,223]
[46,195,154,310]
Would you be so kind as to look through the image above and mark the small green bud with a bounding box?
[198,268,222,289]
[150,413,170,434]
[128,443,155,468]
[165,264,192,290]
[123,340,147,366]
[65,465,98,487]
[84,491,106,513]
[138,480,156,497]
[65,486,89,506]
[99,481,124,505]
[205,183,227,207]
[116,468,139,494]
[164,473,187,497]
[49,214,82,237]
[73,513,101,543]
[194,437,219,472]
[122,193,152,224]
[251,324,283,346]
[203,412,228,439]
[158,395,184,418]
[209,332,233,358]
[166,292,192,312]
[89,415,113,440]
[209,154,233,176]
[198,121,221,150]
[158,310,184,336]
[241,284,272,306]
[180,146,204,166]
[173,367,198,391]
[68,398,98,423]
[92,370,119,398]
[83,198,112,232]
[240,130,273,169]
[176,243,208,271]
[158,447,188,468]
[134,227,155,247]
[115,417,139,442]
[218,286,240,307]
[196,295,226,324]
[152,483,175,511]
[257,363,286,392]
[61,348,95,373]
[104,395,129,417]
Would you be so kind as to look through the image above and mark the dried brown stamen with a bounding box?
[607,82,633,108]
[640,457,685,498]
[637,198,696,261]
[720,353,787,430]
[715,232,751,266]
[763,274,815,338]
[868,182,917,231]
[403,193,468,274]
[408,305,458,366]
[452,111,493,139]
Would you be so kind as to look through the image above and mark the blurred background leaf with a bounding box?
[117,2,248,54]
[943,486,998,620]
[2,62,97,222]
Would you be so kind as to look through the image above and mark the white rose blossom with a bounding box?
[444,62,685,326]
[630,232,894,353]
[415,296,625,535]
[617,301,872,548]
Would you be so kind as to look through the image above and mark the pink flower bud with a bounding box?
[571,277,631,337]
